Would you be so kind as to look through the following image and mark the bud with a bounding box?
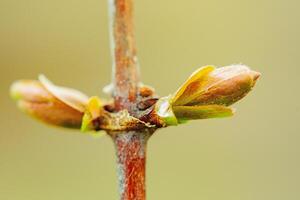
[139,85,155,98]
[172,65,260,106]
[155,64,260,125]
[10,75,89,129]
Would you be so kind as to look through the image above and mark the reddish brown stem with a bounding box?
[111,131,152,200]
[108,1,152,200]
[109,0,139,112]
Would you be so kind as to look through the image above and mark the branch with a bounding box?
[109,0,140,113]
[108,1,152,200]
[111,131,152,200]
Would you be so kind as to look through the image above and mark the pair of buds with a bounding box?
[10,64,260,133]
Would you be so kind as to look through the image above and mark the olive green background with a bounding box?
[1,0,299,199]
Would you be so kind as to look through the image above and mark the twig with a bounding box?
[108,1,151,199]
[108,0,140,113]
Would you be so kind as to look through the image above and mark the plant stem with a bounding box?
[108,1,152,200]
[108,0,139,113]
[111,131,152,200]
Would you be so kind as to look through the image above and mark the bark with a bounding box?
[108,1,152,199]
[108,0,140,113]
[111,131,152,200]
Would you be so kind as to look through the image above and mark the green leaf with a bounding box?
[81,112,92,132]
[172,105,234,122]
[81,96,103,132]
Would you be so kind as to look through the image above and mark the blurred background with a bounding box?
[1,0,299,199]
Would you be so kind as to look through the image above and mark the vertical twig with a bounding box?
[108,1,150,200]
[108,0,140,113]
[111,131,152,200]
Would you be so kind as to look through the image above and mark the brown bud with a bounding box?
[10,78,87,129]
[139,85,154,97]
[173,65,260,106]
[155,65,260,126]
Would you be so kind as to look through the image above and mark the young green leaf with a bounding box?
[81,96,103,132]
[172,105,234,122]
